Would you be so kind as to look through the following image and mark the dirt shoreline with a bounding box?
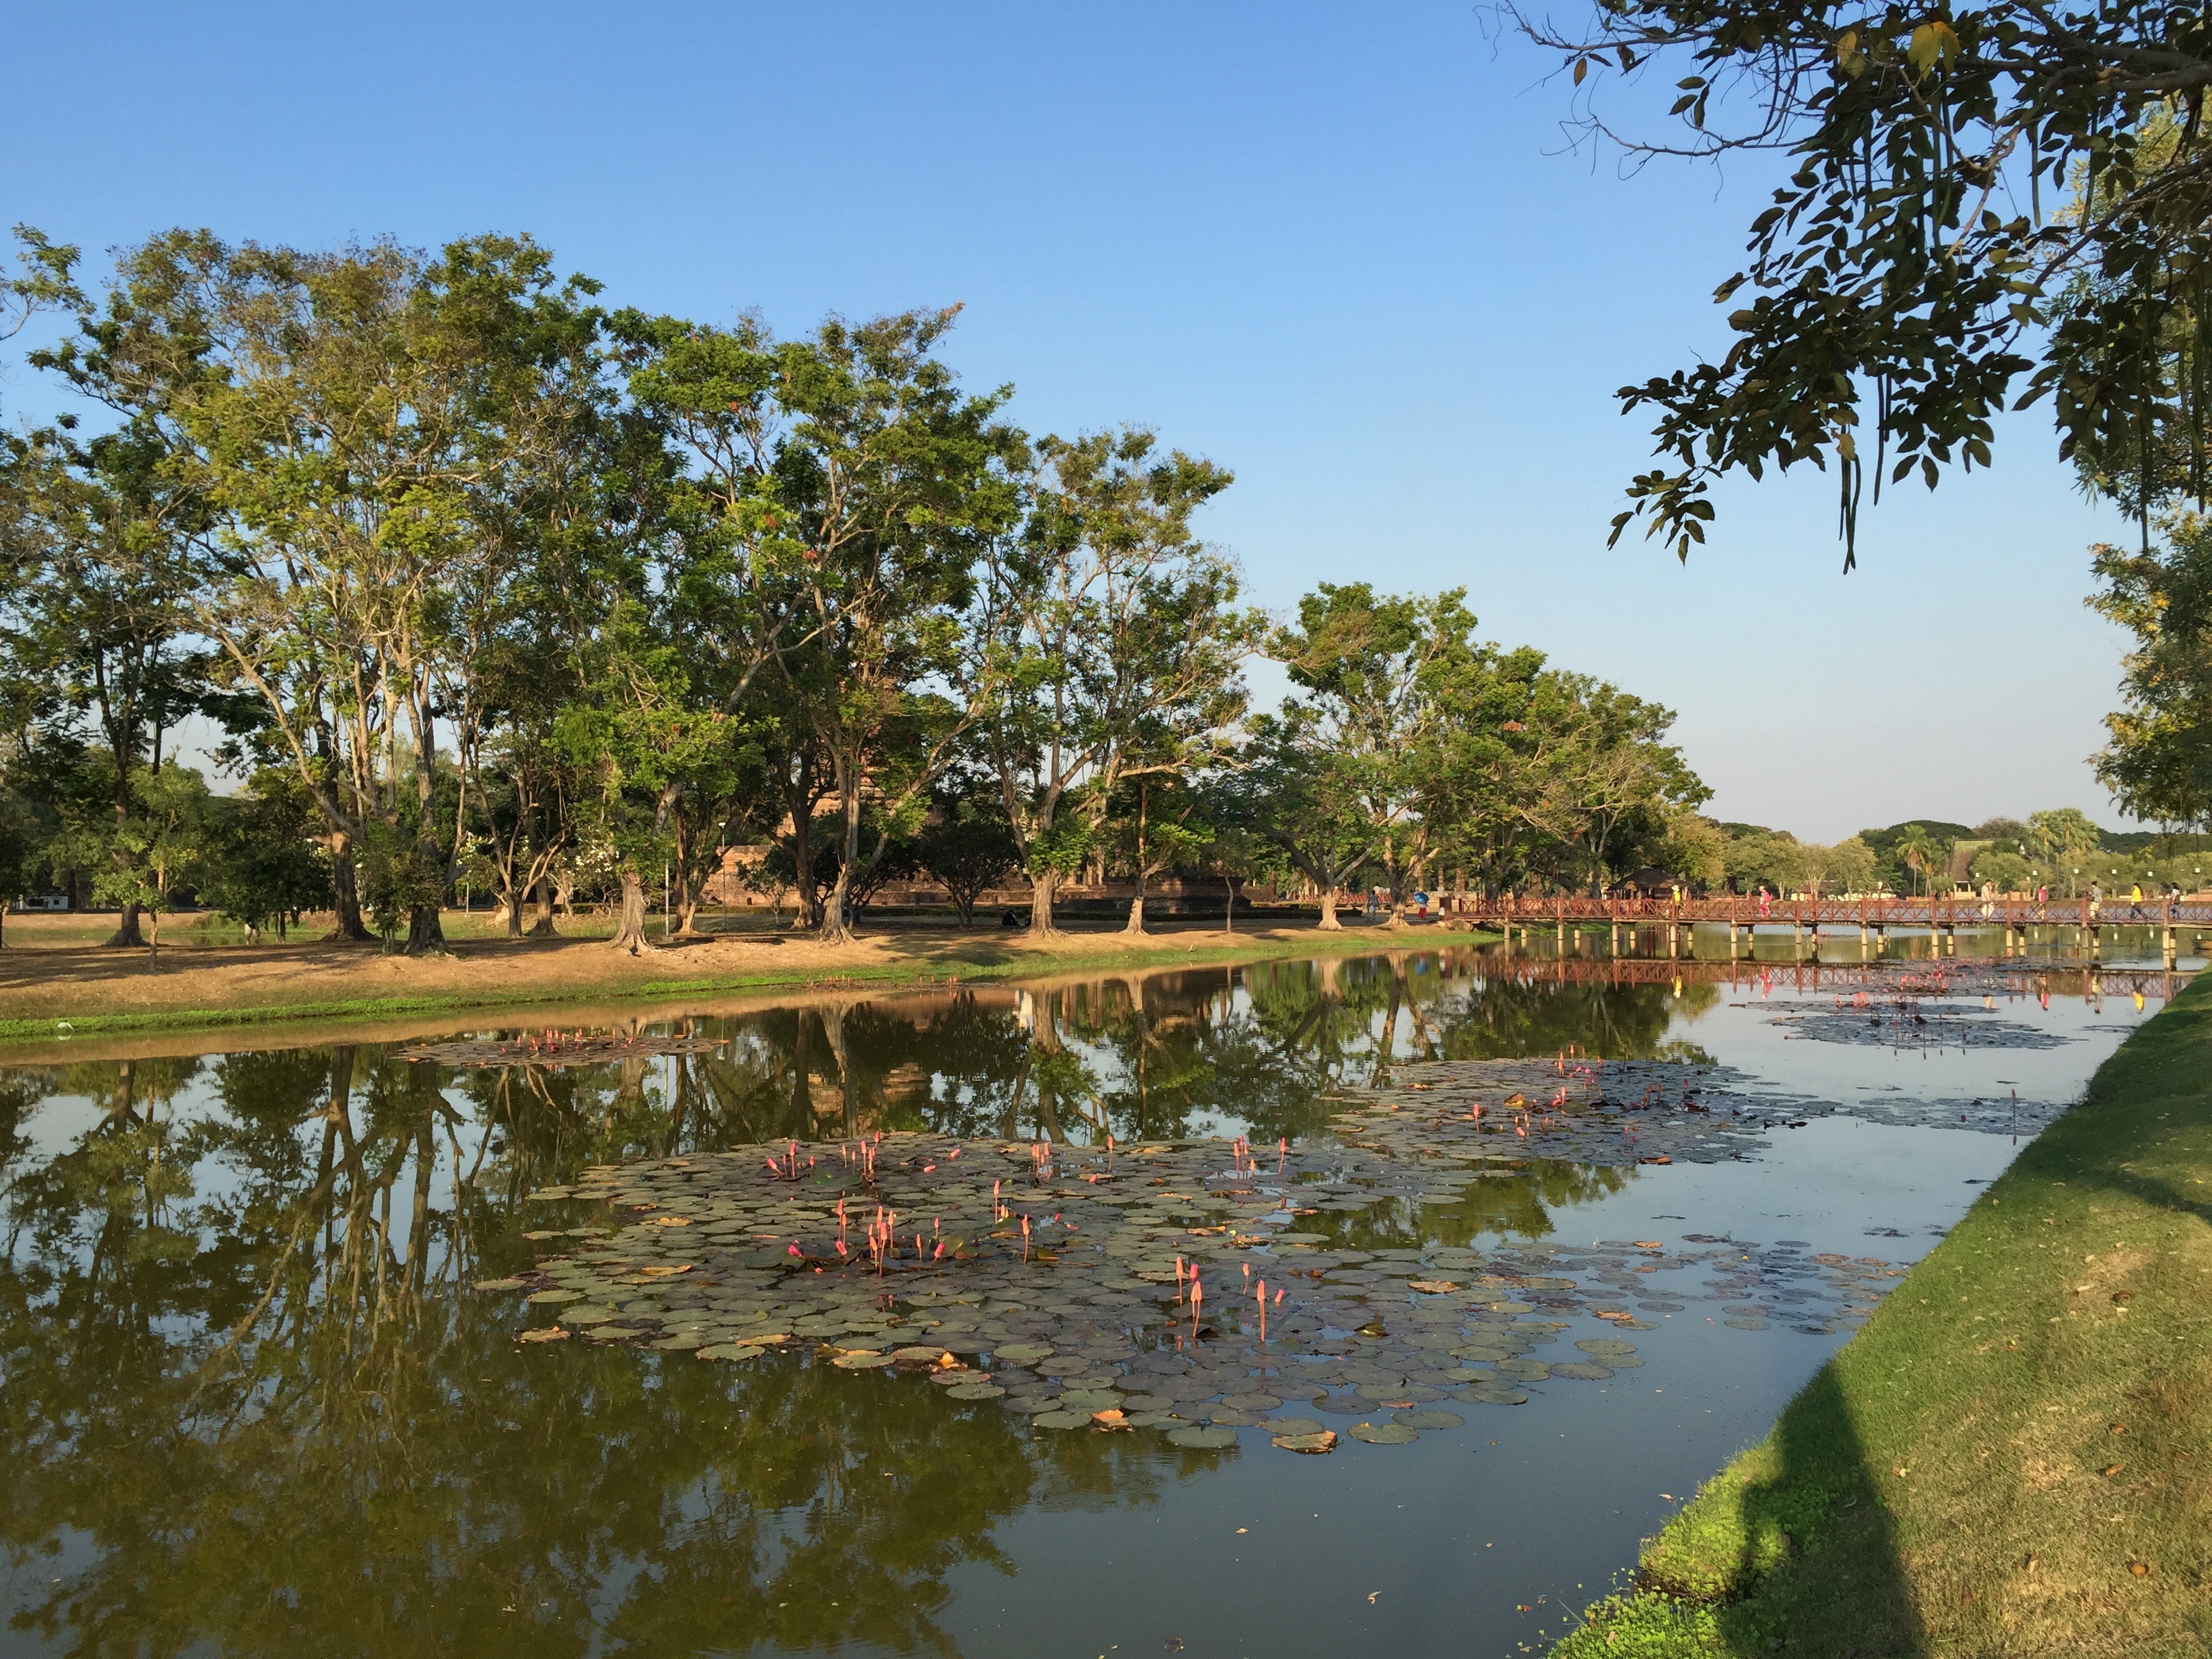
[0,912,1476,1054]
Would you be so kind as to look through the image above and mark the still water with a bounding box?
[0,944,2184,1659]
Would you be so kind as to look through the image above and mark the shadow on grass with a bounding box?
[1579,1364,1924,1656]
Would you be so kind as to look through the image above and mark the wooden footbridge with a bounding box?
[1454,951,2189,1003]
[1461,893,2211,962]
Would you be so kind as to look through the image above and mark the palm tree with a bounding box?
[1896,825,1944,897]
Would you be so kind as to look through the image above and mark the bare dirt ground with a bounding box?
[0,909,1422,1038]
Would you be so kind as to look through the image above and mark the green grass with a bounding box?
[1553,976,2212,1658]
[0,925,1462,1046]
[1557,982,2212,1654]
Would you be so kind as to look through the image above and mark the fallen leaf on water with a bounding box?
[1631,1241,1662,1248]
[516,1328,570,1345]
[1368,1592,1380,1603]
[646,1216,693,1227]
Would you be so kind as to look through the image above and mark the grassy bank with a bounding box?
[1555,978,2212,1657]
[0,922,1469,1046]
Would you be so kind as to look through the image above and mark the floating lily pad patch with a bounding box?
[1346,1422,1418,1444]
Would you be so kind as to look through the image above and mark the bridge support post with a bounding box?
[1727,920,1739,958]
[1557,919,1566,950]
[1610,922,1621,955]
[2089,926,2101,958]
[2163,924,2177,963]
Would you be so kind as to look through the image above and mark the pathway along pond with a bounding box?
[0,940,2193,1659]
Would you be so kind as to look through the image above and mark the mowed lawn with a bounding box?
[1557,977,2212,1658]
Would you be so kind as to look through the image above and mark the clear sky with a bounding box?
[1,1,2137,841]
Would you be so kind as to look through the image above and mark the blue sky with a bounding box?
[3,1,2135,840]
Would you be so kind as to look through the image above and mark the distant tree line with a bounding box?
[1657,809,2212,901]
[0,227,1705,951]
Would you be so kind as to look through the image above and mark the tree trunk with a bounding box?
[105,901,144,949]
[327,831,373,941]
[1124,874,1147,934]
[527,876,559,937]
[1317,887,1340,930]
[818,863,855,942]
[1027,869,1058,937]
[1382,855,1408,930]
[405,903,446,954]
[611,868,649,954]
[817,788,874,944]
[1221,874,1236,934]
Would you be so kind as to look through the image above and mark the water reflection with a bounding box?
[0,949,2022,1658]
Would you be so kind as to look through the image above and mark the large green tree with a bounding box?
[1520,0,2212,563]
[619,307,1021,941]
[1269,585,1498,924]
[974,428,1260,935]
[2089,515,2212,827]
[0,424,212,947]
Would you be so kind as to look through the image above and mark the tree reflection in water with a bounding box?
[0,949,1707,1656]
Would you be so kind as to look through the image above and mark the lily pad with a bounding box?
[891,1346,951,1364]
[1346,1422,1418,1444]
[1272,1431,1338,1454]
[1391,1409,1464,1429]
[1461,1385,1529,1405]
[1166,1425,1240,1449]
[558,1306,617,1326]
[1221,1392,1282,1410]
[525,1288,584,1305]
[516,1327,570,1344]
[1725,1317,1769,1330]
[1547,1362,1615,1380]
[696,1343,765,1361]
[832,1351,895,1369]
[1031,1410,1094,1429]
[1575,1339,1637,1355]
[474,1277,529,1292]
[945,1382,1006,1399]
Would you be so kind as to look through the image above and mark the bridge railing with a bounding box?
[1463,894,2212,928]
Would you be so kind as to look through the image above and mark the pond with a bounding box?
[0,941,2189,1659]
